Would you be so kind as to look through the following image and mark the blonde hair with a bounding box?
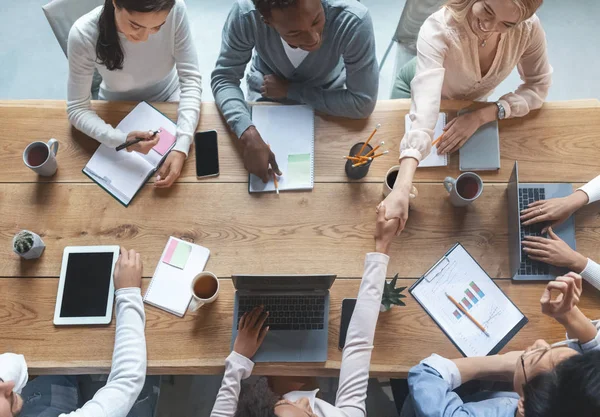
[445,0,543,24]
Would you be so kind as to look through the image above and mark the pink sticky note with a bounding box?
[153,127,176,156]
[162,238,178,264]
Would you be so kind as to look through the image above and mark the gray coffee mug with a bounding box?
[23,139,59,176]
[443,172,483,207]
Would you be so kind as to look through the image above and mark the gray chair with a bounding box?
[42,0,104,98]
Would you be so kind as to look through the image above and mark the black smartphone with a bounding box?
[338,298,357,350]
[194,130,219,178]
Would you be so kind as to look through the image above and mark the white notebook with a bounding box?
[249,105,315,193]
[405,113,448,167]
[144,237,211,317]
[83,102,177,206]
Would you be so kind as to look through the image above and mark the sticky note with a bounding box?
[163,239,191,270]
[286,153,311,188]
[152,127,176,156]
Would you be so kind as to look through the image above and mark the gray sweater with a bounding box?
[211,0,379,138]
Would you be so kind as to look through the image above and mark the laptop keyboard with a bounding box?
[237,295,326,331]
[519,187,550,276]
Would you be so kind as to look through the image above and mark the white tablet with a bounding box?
[54,246,120,326]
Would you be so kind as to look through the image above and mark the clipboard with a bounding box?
[410,243,528,357]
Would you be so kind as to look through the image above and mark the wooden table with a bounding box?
[1,99,600,377]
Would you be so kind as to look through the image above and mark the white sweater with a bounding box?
[67,0,202,156]
[210,252,390,417]
[61,288,147,417]
[578,176,600,291]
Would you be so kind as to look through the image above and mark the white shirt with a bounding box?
[210,252,390,417]
[67,0,202,156]
[281,38,310,69]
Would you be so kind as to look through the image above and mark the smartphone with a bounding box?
[338,298,357,350]
[195,130,219,178]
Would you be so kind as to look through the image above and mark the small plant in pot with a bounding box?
[380,273,407,312]
[13,230,45,260]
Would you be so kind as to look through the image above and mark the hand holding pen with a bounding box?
[117,130,161,154]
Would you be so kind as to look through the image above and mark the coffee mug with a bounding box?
[382,165,419,199]
[23,139,59,177]
[443,172,483,207]
[189,272,220,312]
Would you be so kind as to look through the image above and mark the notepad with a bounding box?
[410,243,528,357]
[405,113,448,167]
[459,112,501,171]
[249,105,315,193]
[83,102,177,206]
[144,237,211,317]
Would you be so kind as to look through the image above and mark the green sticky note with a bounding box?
[168,242,192,270]
[286,153,311,188]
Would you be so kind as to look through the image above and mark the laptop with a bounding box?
[231,274,336,362]
[508,161,576,280]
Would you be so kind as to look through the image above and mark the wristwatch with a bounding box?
[495,101,506,120]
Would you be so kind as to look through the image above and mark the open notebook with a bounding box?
[83,102,177,206]
[405,113,448,167]
[144,237,211,317]
[249,105,315,193]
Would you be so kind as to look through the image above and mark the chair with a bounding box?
[42,0,104,98]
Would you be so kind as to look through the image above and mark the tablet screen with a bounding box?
[59,252,115,318]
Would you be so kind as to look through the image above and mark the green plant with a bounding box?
[13,231,34,254]
[381,273,407,312]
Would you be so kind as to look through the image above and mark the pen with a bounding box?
[116,130,161,152]
[445,293,490,337]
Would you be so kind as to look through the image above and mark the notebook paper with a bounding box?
[249,105,315,193]
[405,113,448,167]
[411,244,527,357]
[144,237,210,317]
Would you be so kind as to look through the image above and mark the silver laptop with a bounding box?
[508,161,576,280]
[231,274,336,362]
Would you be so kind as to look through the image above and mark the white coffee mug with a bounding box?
[443,172,483,207]
[383,165,418,199]
[23,139,59,177]
[189,272,220,312]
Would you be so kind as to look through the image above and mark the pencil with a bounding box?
[352,158,372,168]
[369,150,389,159]
[364,141,385,158]
[431,134,443,148]
[445,293,490,337]
[273,171,279,194]
[357,124,381,157]
[116,130,161,152]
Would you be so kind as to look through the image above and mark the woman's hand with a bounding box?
[522,228,588,272]
[540,272,582,321]
[437,112,483,155]
[520,191,589,231]
[155,150,186,188]
[233,306,269,359]
[126,130,160,155]
[377,158,418,236]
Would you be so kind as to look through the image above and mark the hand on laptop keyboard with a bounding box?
[520,192,588,232]
[233,306,269,359]
[523,228,588,272]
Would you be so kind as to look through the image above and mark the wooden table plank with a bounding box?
[2,99,599,184]
[3,183,600,279]
[1,278,599,377]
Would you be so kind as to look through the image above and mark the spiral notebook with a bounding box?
[143,237,210,317]
[249,105,315,193]
[405,113,448,167]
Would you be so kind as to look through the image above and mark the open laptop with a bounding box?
[231,274,336,362]
[508,161,576,280]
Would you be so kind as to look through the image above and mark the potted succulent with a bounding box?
[13,230,45,260]
[380,273,407,312]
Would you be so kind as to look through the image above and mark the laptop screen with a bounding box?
[232,275,336,291]
[507,161,521,277]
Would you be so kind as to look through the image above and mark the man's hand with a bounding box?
[520,191,588,231]
[240,126,281,183]
[523,228,588,272]
[375,205,399,255]
[261,75,290,100]
[233,306,269,359]
[114,247,142,290]
[155,150,186,188]
[126,131,160,155]
[437,111,484,155]
[540,272,582,321]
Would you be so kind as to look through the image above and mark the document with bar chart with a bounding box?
[410,243,528,357]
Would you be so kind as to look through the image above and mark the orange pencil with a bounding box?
[357,124,381,157]
[352,158,372,168]
[273,171,279,194]
[364,141,385,158]
[446,293,489,337]
[369,150,389,159]
[432,134,443,147]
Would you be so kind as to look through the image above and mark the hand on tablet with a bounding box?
[114,247,142,290]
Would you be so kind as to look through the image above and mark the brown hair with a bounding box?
[445,0,543,24]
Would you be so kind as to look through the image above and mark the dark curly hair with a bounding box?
[234,377,280,417]
[252,0,299,17]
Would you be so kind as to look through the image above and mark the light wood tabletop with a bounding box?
[1,99,600,377]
